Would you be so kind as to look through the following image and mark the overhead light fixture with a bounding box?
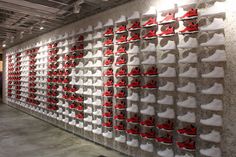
[40,26,44,30]
[2,44,6,48]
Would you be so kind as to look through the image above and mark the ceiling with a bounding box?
[0,0,132,50]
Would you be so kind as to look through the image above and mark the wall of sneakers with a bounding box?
[5,0,227,157]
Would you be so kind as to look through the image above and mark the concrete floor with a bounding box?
[0,103,127,157]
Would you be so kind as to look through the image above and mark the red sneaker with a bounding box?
[104,79,113,87]
[70,86,77,92]
[77,96,83,102]
[115,67,127,77]
[156,134,173,144]
[114,100,126,109]
[115,90,126,98]
[143,17,157,27]
[114,123,125,130]
[114,79,127,87]
[129,21,141,30]
[114,113,125,120]
[76,105,83,111]
[142,80,157,88]
[160,13,175,24]
[70,94,77,100]
[77,44,84,50]
[104,48,114,56]
[127,115,140,123]
[176,139,196,151]
[115,46,126,55]
[157,26,175,36]
[78,35,84,42]
[177,125,197,136]
[126,126,140,135]
[140,117,155,126]
[102,100,113,107]
[103,89,113,97]
[116,25,127,33]
[156,120,174,131]
[102,121,112,127]
[71,46,77,51]
[103,68,113,76]
[143,66,158,76]
[103,38,113,46]
[180,8,198,20]
[127,67,141,76]
[103,58,113,66]
[143,30,157,39]
[179,22,198,34]
[69,103,77,109]
[116,35,127,44]
[63,78,69,84]
[128,33,141,42]
[115,57,126,65]
[102,111,112,118]
[104,27,113,36]
[75,113,84,120]
[127,78,141,88]
[140,131,155,139]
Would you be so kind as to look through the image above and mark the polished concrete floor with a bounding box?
[0,103,127,157]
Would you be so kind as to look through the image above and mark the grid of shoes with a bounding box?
[6,0,226,157]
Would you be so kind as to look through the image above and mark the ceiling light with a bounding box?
[2,44,6,48]
[40,26,44,30]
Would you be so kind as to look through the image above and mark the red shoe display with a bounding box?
[114,113,125,120]
[76,105,83,111]
[180,8,198,20]
[143,66,158,76]
[114,79,127,87]
[115,90,126,98]
[142,80,157,88]
[143,30,157,39]
[179,22,198,34]
[104,27,113,36]
[157,120,174,131]
[103,58,113,66]
[127,67,141,76]
[115,46,126,55]
[177,125,197,136]
[143,17,157,27]
[127,78,141,88]
[140,117,155,126]
[69,103,77,109]
[114,123,125,130]
[75,113,84,120]
[114,100,126,109]
[116,25,127,33]
[102,121,112,127]
[115,67,127,77]
[102,100,113,107]
[127,114,139,123]
[160,13,176,24]
[116,35,127,44]
[128,33,141,42]
[103,68,113,76]
[102,111,112,118]
[77,96,84,102]
[115,57,127,65]
[129,21,141,30]
[156,134,173,144]
[103,89,113,97]
[140,131,155,139]
[104,79,113,87]
[103,38,113,46]
[104,48,114,56]
[176,139,196,151]
[126,126,140,135]
[157,26,175,36]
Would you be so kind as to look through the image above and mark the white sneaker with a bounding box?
[69,120,76,126]
[94,21,103,30]
[200,130,221,143]
[84,34,93,41]
[127,92,139,101]
[159,82,175,91]
[92,99,102,106]
[179,67,198,78]
[76,88,83,94]
[93,60,102,67]
[93,32,102,39]
[63,102,69,108]
[102,131,113,138]
[159,67,176,77]
[201,33,225,47]
[141,43,156,52]
[104,19,113,27]
[84,97,93,104]
[202,67,224,78]
[93,70,102,77]
[84,107,92,114]
[200,114,223,126]
[69,111,76,117]
[76,62,84,67]
[115,15,126,23]
[93,109,102,116]
[177,112,196,123]
[94,79,103,86]
[84,79,93,86]
[126,104,138,113]
[158,108,175,119]
[127,139,139,147]
[201,83,223,95]
[84,88,92,95]
[93,89,102,96]
[201,50,226,62]
[127,57,140,66]
[76,79,83,85]
[159,54,176,64]
[141,93,156,103]
[84,125,92,131]
[84,43,93,50]
[179,52,197,63]
[157,95,173,105]
[178,0,197,7]
[84,116,93,122]
[177,96,197,108]
[93,50,103,57]
[128,11,140,20]
[84,25,93,33]
[76,122,84,128]
[200,146,222,157]
[92,127,102,135]
[84,51,93,58]
[199,1,225,17]
[140,106,155,116]
[93,41,103,49]
[92,118,102,125]
[142,56,156,65]
[127,45,140,54]
[57,93,63,98]
[157,148,174,157]
[85,61,93,68]
[201,99,223,111]
[84,70,92,77]
[159,40,176,50]
[77,28,84,34]
[177,82,196,93]
[63,117,69,123]
[178,37,198,48]
[115,135,126,143]
[200,18,224,31]
[140,143,154,152]
[143,7,156,16]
